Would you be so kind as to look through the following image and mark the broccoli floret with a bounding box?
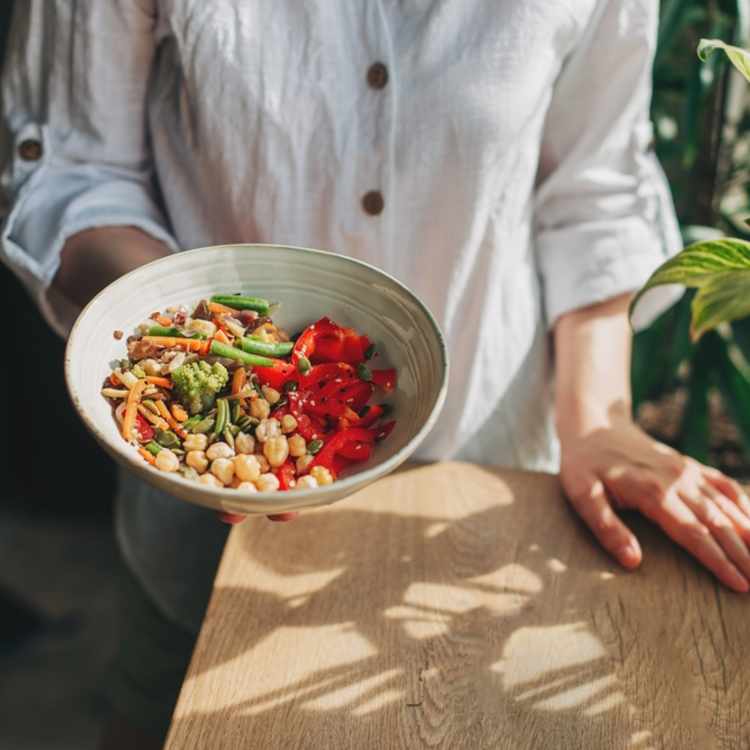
[171,360,229,415]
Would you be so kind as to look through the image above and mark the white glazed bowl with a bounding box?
[65,244,448,515]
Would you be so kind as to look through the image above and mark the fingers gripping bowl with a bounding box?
[65,245,449,515]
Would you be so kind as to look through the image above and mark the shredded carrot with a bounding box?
[137,404,169,431]
[155,399,188,438]
[150,313,172,326]
[122,379,149,441]
[232,367,247,395]
[171,402,189,422]
[138,447,157,466]
[142,336,203,351]
[208,301,240,315]
[214,328,231,345]
[144,376,174,389]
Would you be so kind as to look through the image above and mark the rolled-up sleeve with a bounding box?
[534,0,682,330]
[0,0,178,337]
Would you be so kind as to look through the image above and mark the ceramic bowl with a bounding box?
[65,244,448,514]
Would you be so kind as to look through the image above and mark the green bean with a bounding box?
[238,336,294,358]
[236,415,259,434]
[144,441,162,455]
[208,340,275,367]
[223,427,235,450]
[181,414,204,433]
[210,295,270,315]
[214,399,229,437]
[147,326,207,339]
[191,417,215,434]
[230,399,242,424]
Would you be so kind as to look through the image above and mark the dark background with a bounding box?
[0,2,116,519]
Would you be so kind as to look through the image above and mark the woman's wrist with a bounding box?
[554,293,634,441]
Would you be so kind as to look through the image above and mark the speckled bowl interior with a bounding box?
[65,244,448,514]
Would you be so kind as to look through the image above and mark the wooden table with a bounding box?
[165,463,750,749]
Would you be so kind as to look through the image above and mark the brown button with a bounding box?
[362,191,384,216]
[367,63,389,90]
[19,139,43,161]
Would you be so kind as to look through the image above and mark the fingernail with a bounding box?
[617,543,641,568]
[728,569,750,592]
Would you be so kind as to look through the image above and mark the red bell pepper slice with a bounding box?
[331,453,354,477]
[288,391,327,441]
[254,360,298,390]
[135,414,154,443]
[337,442,372,461]
[299,362,356,390]
[358,404,385,429]
[277,459,297,490]
[310,423,395,472]
[370,368,396,393]
[293,317,366,366]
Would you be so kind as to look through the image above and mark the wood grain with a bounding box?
[165,463,750,749]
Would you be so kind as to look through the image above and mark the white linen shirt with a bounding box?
[0,0,681,630]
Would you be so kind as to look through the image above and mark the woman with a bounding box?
[3,0,750,746]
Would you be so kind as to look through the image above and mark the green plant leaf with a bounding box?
[630,239,750,340]
[698,38,750,82]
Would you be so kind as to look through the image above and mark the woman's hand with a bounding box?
[215,511,300,524]
[555,293,750,592]
[559,411,750,592]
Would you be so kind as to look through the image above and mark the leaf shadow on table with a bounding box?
[167,464,750,750]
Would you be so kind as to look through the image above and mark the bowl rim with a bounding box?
[64,242,450,509]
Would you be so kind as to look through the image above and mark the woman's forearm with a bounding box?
[554,293,633,437]
[52,226,173,309]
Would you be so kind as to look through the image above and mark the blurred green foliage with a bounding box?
[632,0,750,469]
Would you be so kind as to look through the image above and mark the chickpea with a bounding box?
[235,432,256,455]
[183,433,208,452]
[256,454,271,473]
[263,436,289,467]
[280,414,298,434]
[256,473,280,492]
[261,385,281,405]
[287,434,307,457]
[186,450,209,474]
[295,453,314,475]
[295,475,319,490]
[207,441,235,461]
[255,418,281,443]
[237,481,258,492]
[249,397,271,420]
[235,454,262,483]
[310,466,334,486]
[155,449,180,472]
[211,457,235,486]
[198,473,223,487]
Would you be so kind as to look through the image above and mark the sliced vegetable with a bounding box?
[208,340,275,367]
[370,368,397,392]
[147,326,207,339]
[210,295,270,315]
[239,336,294,358]
[142,336,203,352]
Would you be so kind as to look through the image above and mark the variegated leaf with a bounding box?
[630,239,750,340]
[698,38,750,84]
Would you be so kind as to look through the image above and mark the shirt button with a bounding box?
[19,139,43,161]
[367,63,388,90]
[362,191,384,216]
